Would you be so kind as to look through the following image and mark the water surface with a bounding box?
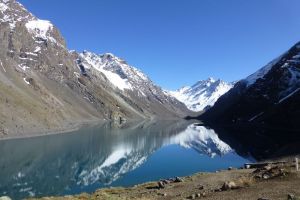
[0,121,250,199]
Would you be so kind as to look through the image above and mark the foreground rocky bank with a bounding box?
[18,160,300,200]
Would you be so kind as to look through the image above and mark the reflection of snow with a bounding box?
[78,145,147,186]
[167,124,232,157]
[78,123,232,186]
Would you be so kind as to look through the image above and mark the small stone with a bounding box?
[196,193,201,198]
[288,194,296,200]
[175,176,183,182]
[262,173,270,179]
[189,194,196,199]
[163,193,167,197]
[198,185,204,190]
[257,198,269,200]
[202,192,206,197]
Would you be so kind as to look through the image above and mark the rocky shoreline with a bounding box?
[0,118,104,140]
[9,160,297,200]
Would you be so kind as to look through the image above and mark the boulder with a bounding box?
[221,181,239,191]
[158,181,165,189]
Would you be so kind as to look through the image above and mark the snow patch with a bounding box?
[18,63,29,71]
[34,46,41,53]
[0,59,6,72]
[244,54,284,87]
[81,52,132,91]
[25,19,53,39]
[0,2,9,12]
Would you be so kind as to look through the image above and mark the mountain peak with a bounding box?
[168,78,233,112]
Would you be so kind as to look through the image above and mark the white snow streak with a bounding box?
[248,112,264,122]
[0,59,6,72]
[278,88,300,104]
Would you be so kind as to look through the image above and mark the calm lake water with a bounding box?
[0,120,251,199]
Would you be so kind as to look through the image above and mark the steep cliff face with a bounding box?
[0,0,189,137]
[201,41,300,130]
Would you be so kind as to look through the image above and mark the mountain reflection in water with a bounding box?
[0,121,248,199]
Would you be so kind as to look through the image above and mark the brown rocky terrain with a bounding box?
[24,160,300,200]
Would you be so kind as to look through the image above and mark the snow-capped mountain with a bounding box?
[168,78,233,112]
[0,0,189,137]
[76,51,190,119]
[201,41,300,129]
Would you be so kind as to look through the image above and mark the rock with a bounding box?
[263,165,272,171]
[163,193,167,197]
[196,193,201,198]
[189,194,196,199]
[198,185,204,190]
[257,198,269,200]
[0,197,12,200]
[288,194,296,200]
[262,173,270,179]
[221,181,238,191]
[202,192,206,197]
[158,181,165,189]
[174,176,183,182]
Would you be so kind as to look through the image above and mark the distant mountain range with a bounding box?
[1,0,299,137]
[200,41,300,130]
[168,78,233,112]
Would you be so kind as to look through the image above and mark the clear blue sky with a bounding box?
[18,0,300,90]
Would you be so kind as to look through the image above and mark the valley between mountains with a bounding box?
[1,0,300,139]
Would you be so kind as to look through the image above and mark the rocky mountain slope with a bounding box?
[0,0,189,138]
[200,41,300,130]
[168,78,233,112]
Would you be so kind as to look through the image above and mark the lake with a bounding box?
[0,120,251,199]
